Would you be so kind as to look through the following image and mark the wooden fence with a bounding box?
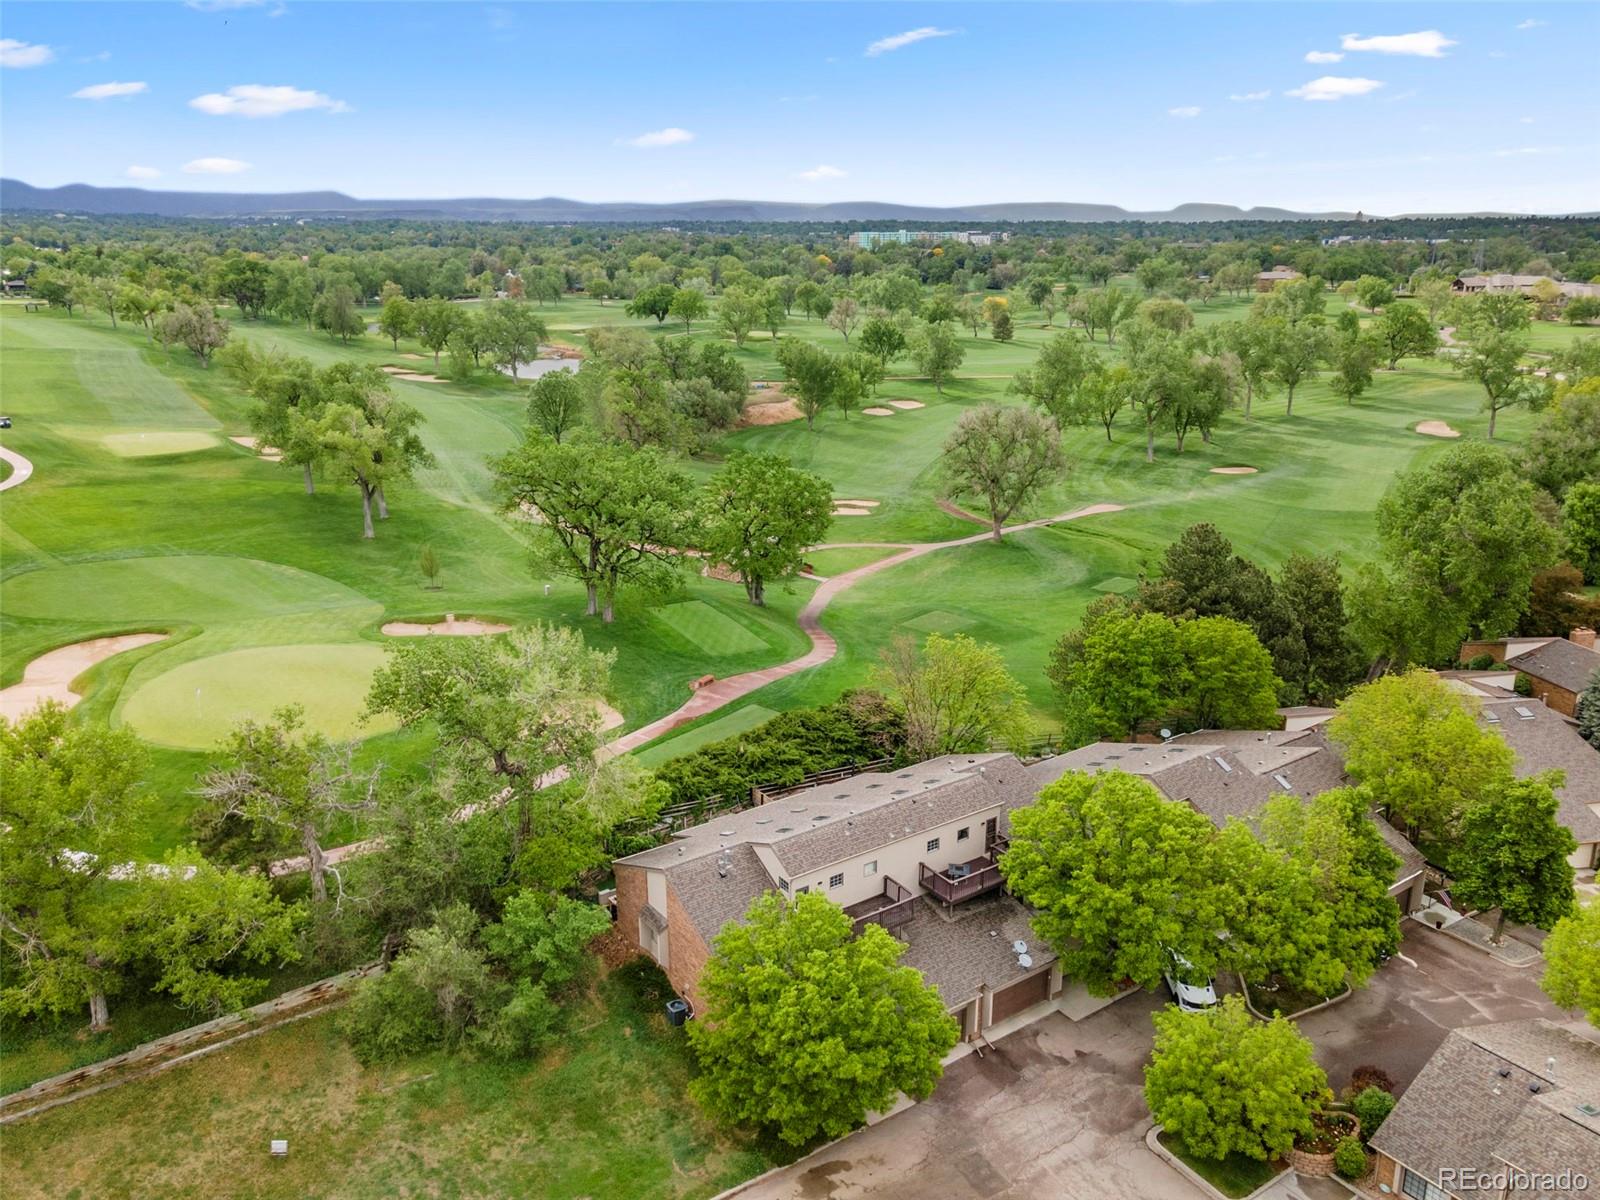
[0,961,382,1124]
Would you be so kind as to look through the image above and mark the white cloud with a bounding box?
[1305,50,1345,63]
[1213,154,1238,163]
[182,157,251,174]
[0,39,55,68]
[618,127,694,148]
[1228,90,1270,102]
[1168,105,1202,118]
[125,165,162,180]
[1340,31,1457,58]
[1515,18,1546,29]
[796,164,847,181]
[1520,115,1536,124]
[865,26,958,57]
[190,84,348,117]
[72,80,147,100]
[1492,145,1563,157]
[1287,76,1385,101]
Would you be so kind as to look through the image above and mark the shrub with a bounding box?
[1514,672,1534,697]
[1333,1136,1368,1180]
[1464,653,1495,670]
[651,690,904,806]
[1346,1065,1397,1097]
[1351,1086,1397,1142]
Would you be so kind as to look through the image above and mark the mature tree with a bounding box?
[1123,325,1189,461]
[909,320,965,394]
[1414,276,1454,325]
[1452,328,1540,438]
[1352,275,1394,313]
[161,303,230,367]
[314,284,365,344]
[1452,773,1576,944]
[525,368,585,443]
[1,705,150,1030]
[625,283,676,324]
[859,316,908,367]
[366,624,616,850]
[1277,553,1364,703]
[292,367,433,537]
[701,452,833,605]
[1370,443,1560,653]
[1524,383,1600,499]
[668,286,708,333]
[1145,997,1331,1162]
[197,705,377,905]
[1175,616,1283,730]
[1085,286,1140,345]
[1561,481,1600,584]
[213,253,271,318]
[1328,670,1514,842]
[492,432,698,621]
[223,344,323,493]
[1540,898,1600,1028]
[484,299,548,380]
[1219,320,1275,417]
[689,892,958,1146]
[716,284,765,347]
[775,338,852,431]
[1003,770,1226,993]
[1168,354,1231,453]
[825,294,862,342]
[414,297,460,367]
[378,293,415,350]
[1140,297,1194,335]
[1049,606,1186,740]
[874,633,1032,760]
[1265,318,1327,415]
[1326,331,1378,405]
[939,404,1065,541]
[990,309,1015,342]
[1373,303,1438,369]
[1011,332,1096,421]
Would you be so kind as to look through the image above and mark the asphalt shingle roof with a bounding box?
[1505,639,1600,696]
[895,897,1056,1008]
[1480,698,1600,846]
[1370,1020,1600,1191]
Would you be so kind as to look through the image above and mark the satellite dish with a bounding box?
[1012,940,1028,955]
[1018,953,1034,969]
[1160,728,1173,740]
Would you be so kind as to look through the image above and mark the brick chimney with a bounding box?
[1570,627,1597,650]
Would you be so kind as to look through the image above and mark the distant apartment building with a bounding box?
[1255,266,1304,291]
[1452,273,1600,300]
[849,230,997,249]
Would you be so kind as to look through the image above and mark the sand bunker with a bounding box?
[737,398,804,428]
[834,499,880,507]
[595,701,624,732]
[0,633,168,722]
[1209,466,1259,475]
[831,508,872,517]
[887,400,925,410]
[381,616,512,637]
[228,435,283,462]
[1415,420,1461,438]
[381,366,447,383]
[862,407,896,417]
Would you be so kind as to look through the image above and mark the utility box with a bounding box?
[270,1140,288,1157]
[665,999,690,1027]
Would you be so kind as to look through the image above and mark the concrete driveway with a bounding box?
[727,991,1206,1200]
[1293,920,1566,1095]
[725,919,1572,1200]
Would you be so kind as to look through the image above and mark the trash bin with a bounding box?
[665,999,690,1027]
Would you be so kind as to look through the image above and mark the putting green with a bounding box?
[119,643,398,749]
[650,600,767,656]
[100,431,218,457]
[903,609,973,634]
[2,555,378,624]
[635,704,778,767]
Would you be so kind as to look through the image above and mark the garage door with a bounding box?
[989,969,1050,1025]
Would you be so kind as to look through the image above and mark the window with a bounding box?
[1401,1170,1447,1200]
[778,877,790,892]
[829,872,844,889]
[957,827,970,842]
[795,886,809,894]
[926,837,941,853]
[864,861,878,877]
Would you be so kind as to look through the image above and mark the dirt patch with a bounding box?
[862,407,895,417]
[887,399,925,410]
[1415,420,1461,438]
[594,700,624,732]
[0,634,168,722]
[736,397,804,428]
[539,342,585,359]
[381,617,512,637]
[228,435,283,462]
[1209,465,1259,475]
[699,561,742,584]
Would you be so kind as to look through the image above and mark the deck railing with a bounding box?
[919,857,1005,906]
[850,876,916,935]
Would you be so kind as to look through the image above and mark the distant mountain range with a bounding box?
[0,179,1570,223]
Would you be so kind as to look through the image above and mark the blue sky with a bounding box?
[1,2,1594,214]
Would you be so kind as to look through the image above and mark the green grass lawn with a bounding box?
[1,962,777,1200]
[1157,1131,1283,1199]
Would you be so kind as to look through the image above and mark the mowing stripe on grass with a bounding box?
[649,599,767,656]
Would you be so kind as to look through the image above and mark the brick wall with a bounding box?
[1459,640,1509,664]
[1372,1152,1400,1193]
[1525,677,1579,718]
[664,886,712,1013]
[614,863,648,957]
